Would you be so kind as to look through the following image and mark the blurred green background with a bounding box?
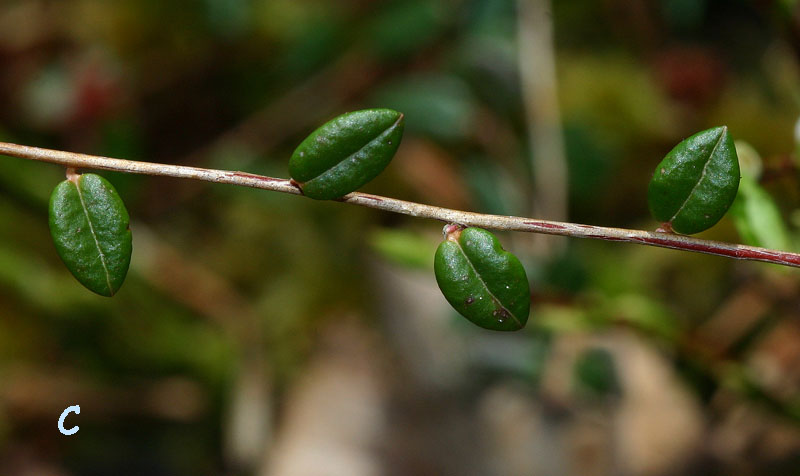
[3,0,800,475]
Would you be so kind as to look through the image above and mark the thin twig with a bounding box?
[2,141,800,268]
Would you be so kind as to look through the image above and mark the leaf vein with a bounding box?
[74,180,114,295]
[668,129,727,225]
[454,241,522,328]
[308,114,403,183]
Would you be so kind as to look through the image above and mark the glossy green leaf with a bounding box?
[648,126,740,234]
[434,226,530,331]
[49,173,132,296]
[289,108,404,200]
[730,176,791,251]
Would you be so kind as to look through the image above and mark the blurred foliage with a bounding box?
[731,175,792,251]
[369,227,435,270]
[3,0,800,474]
[573,347,621,399]
[372,73,478,143]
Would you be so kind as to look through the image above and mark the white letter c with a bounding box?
[58,405,80,435]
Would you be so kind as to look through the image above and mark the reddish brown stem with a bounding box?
[1,141,799,268]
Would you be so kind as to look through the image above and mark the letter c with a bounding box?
[58,405,80,435]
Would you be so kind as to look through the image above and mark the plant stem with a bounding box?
[2,141,800,268]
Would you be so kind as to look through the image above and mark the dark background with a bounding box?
[2,1,800,475]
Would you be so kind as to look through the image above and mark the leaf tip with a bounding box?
[710,125,730,142]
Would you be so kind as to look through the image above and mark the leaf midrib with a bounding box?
[307,114,403,183]
[668,128,726,224]
[74,179,114,295]
[454,240,522,328]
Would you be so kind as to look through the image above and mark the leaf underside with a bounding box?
[648,126,740,235]
[289,108,404,200]
[434,227,530,331]
[49,174,132,296]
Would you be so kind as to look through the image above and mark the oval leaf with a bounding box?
[49,173,132,296]
[648,126,740,234]
[289,108,404,200]
[434,226,530,331]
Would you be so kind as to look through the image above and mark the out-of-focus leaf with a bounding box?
[0,241,99,312]
[462,156,526,216]
[462,0,515,36]
[730,176,791,251]
[544,245,588,293]
[573,347,621,399]
[779,0,800,16]
[466,329,552,383]
[559,54,675,141]
[794,116,800,166]
[660,0,708,30]
[253,0,330,41]
[537,305,595,333]
[734,140,762,180]
[365,0,444,59]
[371,74,477,143]
[369,228,433,270]
[22,63,74,128]
[0,159,62,206]
[205,0,251,37]
[528,331,552,387]
[603,294,678,341]
[280,18,344,76]
[564,123,617,206]
[454,35,521,118]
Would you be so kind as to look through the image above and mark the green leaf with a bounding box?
[289,109,404,200]
[49,173,132,296]
[648,126,740,234]
[434,226,530,331]
[729,176,791,251]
